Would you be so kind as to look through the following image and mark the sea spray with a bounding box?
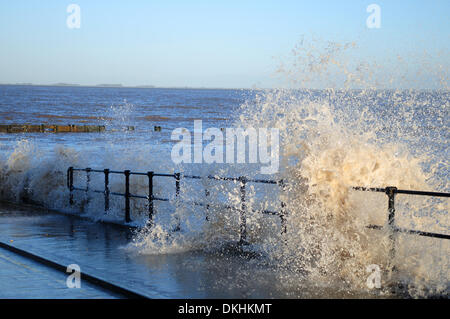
[229,39,449,295]
[0,42,447,297]
[131,40,448,296]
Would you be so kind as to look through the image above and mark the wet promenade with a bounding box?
[0,246,118,298]
[0,202,381,299]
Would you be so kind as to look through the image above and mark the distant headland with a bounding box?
[0,83,240,90]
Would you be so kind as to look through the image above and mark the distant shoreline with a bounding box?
[0,83,247,90]
[0,83,446,91]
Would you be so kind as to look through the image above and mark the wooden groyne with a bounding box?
[0,124,136,133]
[0,124,106,133]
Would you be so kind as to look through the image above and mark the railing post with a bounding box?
[104,169,110,212]
[279,179,288,236]
[205,189,210,221]
[85,168,91,210]
[239,176,247,245]
[147,171,154,225]
[124,170,131,223]
[173,173,181,231]
[385,186,397,270]
[175,173,181,196]
[68,167,74,205]
[280,202,287,235]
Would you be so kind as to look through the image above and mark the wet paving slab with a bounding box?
[0,247,119,298]
[0,202,383,298]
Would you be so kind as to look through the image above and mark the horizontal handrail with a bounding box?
[73,185,280,216]
[67,167,287,243]
[353,185,449,270]
[67,167,449,253]
[352,186,450,197]
[367,224,450,240]
[71,167,283,184]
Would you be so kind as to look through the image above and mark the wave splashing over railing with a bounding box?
[229,39,449,297]
[0,39,448,298]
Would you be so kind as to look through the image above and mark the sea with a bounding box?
[0,84,448,298]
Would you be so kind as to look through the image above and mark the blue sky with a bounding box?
[0,0,448,88]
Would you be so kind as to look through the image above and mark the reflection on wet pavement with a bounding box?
[0,202,381,298]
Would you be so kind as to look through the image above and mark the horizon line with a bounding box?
[0,83,447,91]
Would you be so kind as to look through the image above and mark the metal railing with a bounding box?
[67,167,287,244]
[67,167,449,250]
[353,186,450,269]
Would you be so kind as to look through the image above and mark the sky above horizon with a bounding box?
[0,0,448,89]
